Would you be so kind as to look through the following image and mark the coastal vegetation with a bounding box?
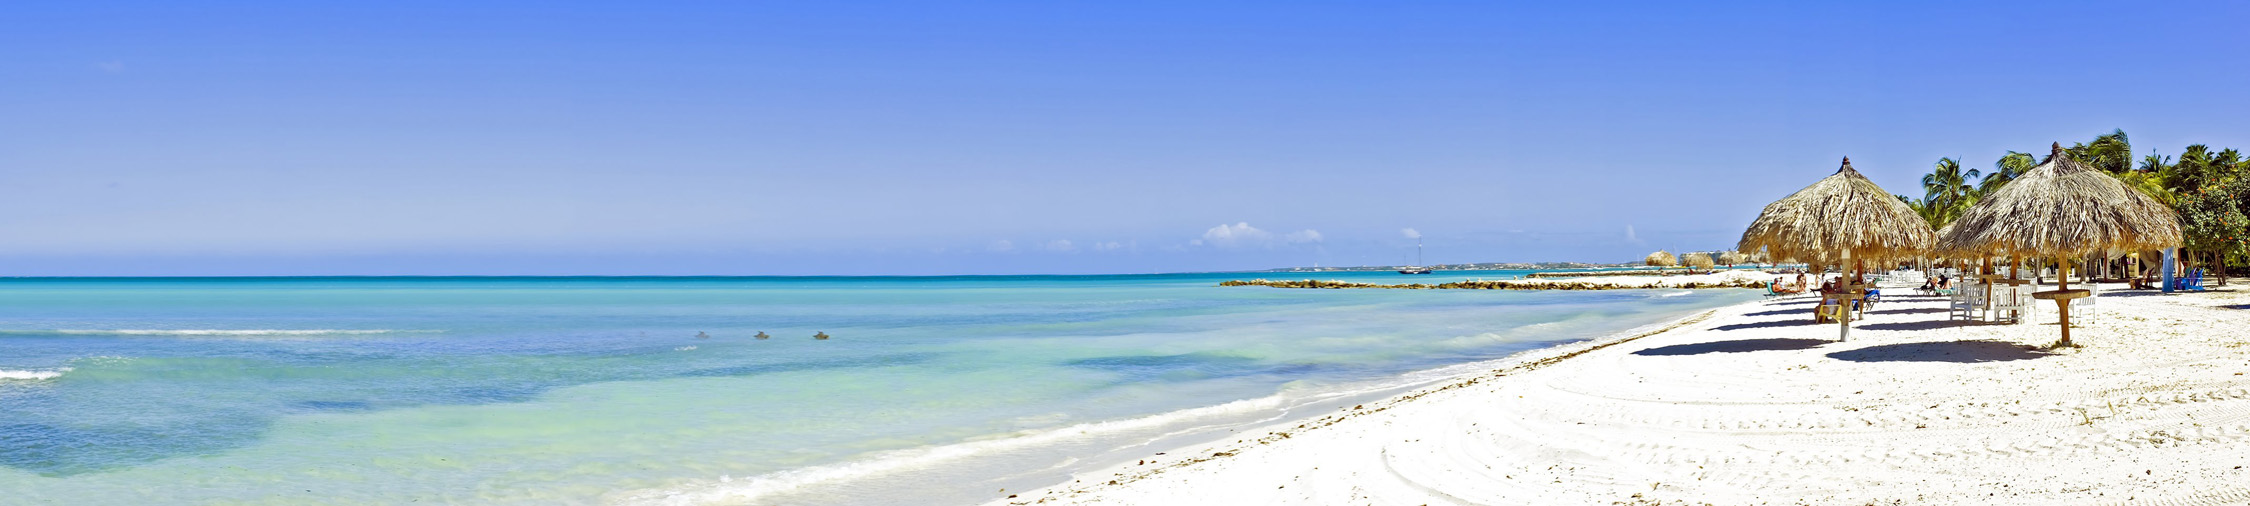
[1897,130,2250,281]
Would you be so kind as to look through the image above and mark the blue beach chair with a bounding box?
[1853,288,1880,311]
[2178,269,2208,292]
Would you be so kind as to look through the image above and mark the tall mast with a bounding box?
[1417,238,1424,266]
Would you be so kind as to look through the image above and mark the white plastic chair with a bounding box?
[1989,285,2030,324]
[1949,281,1983,320]
[2070,284,2099,320]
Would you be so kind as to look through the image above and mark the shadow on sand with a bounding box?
[1858,319,1974,331]
[1825,340,2053,363]
[1746,308,1811,317]
[1867,307,1949,315]
[1633,338,1829,356]
[1714,319,1820,331]
[2101,290,2174,298]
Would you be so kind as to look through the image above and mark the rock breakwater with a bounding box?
[1217,277,1763,290]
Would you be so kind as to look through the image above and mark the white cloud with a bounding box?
[1042,239,1076,252]
[1400,228,1421,239]
[988,239,1015,252]
[1201,222,1269,245]
[1624,225,1643,245]
[1197,222,1321,249]
[1092,241,1129,252]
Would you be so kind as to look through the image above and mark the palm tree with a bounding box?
[2140,151,2173,173]
[2174,144,2215,191]
[1921,157,1978,225]
[2114,171,2176,207]
[1982,151,2036,195]
[2068,129,2134,174]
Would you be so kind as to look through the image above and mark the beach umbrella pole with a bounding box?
[2056,257,2073,347]
[1839,250,1852,342]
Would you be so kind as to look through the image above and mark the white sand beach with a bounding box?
[993,282,2250,505]
[1525,269,1777,288]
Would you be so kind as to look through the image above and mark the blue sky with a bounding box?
[4,1,2247,275]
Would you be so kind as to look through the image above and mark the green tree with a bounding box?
[2140,151,2174,176]
[1897,194,1945,229]
[1982,151,2036,195]
[1920,157,1978,226]
[2117,150,2180,207]
[2174,144,2215,191]
[2178,174,2249,281]
[2066,129,2134,174]
[2114,171,2176,208]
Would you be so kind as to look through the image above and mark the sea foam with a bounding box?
[0,368,71,381]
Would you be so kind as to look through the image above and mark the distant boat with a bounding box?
[1398,237,1433,274]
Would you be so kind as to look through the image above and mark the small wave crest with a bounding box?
[617,394,1301,506]
[0,368,71,381]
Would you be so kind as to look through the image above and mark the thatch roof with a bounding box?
[1938,143,2183,258]
[1718,250,1748,265]
[1645,250,1677,267]
[1683,252,1716,269]
[1737,157,1935,264]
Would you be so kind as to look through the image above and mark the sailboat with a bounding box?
[1398,238,1433,274]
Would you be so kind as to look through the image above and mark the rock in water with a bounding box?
[754,331,770,339]
[814,331,830,340]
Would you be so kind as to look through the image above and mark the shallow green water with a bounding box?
[0,273,1758,504]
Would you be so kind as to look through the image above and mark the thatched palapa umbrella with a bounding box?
[1739,157,1935,268]
[1738,157,1935,340]
[1937,143,2183,347]
[1720,250,1752,267]
[1645,250,1677,268]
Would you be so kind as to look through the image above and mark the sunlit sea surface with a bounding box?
[0,272,1758,505]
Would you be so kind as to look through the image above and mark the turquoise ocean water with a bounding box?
[0,272,1758,505]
